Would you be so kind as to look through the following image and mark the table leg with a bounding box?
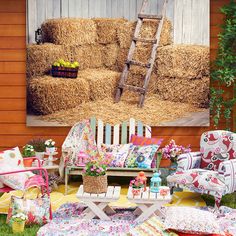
[135,203,163,223]
[83,201,111,220]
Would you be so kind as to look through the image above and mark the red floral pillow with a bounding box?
[200,131,236,171]
[130,134,163,146]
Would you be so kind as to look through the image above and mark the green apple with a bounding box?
[65,62,71,67]
[73,61,79,67]
[53,62,60,67]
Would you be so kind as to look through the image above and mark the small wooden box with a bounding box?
[51,65,78,79]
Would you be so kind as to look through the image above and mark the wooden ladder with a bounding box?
[115,0,167,108]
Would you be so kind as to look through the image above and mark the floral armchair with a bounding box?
[167,130,236,207]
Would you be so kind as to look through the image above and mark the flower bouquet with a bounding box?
[11,213,28,233]
[162,139,191,163]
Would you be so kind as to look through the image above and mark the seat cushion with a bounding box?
[167,169,226,194]
[200,131,236,171]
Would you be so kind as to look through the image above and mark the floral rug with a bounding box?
[37,203,236,236]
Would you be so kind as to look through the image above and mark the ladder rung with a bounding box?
[123,84,145,93]
[133,37,157,44]
[138,14,162,20]
[126,60,151,68]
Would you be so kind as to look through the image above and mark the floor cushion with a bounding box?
[167,169,225,194]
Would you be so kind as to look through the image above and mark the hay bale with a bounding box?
[155,76,210,108]
[116,48,129,71]
[79,69,120,100]
[93,18,127,44]
[155,45,210,79]
[117,19,172,49]
[71,44,103,70]
[27,43,71,78]
[102,43,119,70]
[27,75,90,115]
[41,18,97,45]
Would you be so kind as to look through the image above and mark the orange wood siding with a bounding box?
[0,0,233,152]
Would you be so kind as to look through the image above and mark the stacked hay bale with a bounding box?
[27,76,90,114]
[154,45,210,107]
[27,43,71,78]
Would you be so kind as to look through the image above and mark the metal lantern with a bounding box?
[35,28,43,44]
[150,172,162,193]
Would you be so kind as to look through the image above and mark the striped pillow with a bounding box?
[130,134,163,146]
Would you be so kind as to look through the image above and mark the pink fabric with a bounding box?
[24,175,45,190]
[200,131,236,171]
[130,134,163,146]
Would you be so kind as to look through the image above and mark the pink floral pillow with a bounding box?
[130,134,163,146]
[100,144,131,167]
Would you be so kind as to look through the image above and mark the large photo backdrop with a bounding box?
[26,0,210,127]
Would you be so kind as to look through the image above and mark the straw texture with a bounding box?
[83,175,108,194]
[27,43,71,78]
[42,18,97,45]
[27,76,90,115]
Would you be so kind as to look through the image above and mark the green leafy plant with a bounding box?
[44,139,56,148]
[11,213,27,223]
[28,138,46,152]
[22,144,35,158]
[210,0,236,130]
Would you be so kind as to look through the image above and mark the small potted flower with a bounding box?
[45,139,56,154]
[130,177,144,196]
[82,154,110,194]
[160,140,191,167]
[28,138,46,160]
[11,212,28,234]
[22,144,35,167]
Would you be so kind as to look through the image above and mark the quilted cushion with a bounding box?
[130,134,163,146]
[164,207,223,234]
[200,131,236,171]
[167,169,225,194]
[0,147,24,167]
[100,143,131,167]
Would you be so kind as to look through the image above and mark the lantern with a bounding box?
[35,28,43,45]
[137,171,147,191]
[150,172,162,193]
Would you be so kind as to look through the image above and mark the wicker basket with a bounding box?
[83,175,108,194]
[51,65,78,78]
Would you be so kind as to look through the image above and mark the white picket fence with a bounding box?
[27,0,209,46]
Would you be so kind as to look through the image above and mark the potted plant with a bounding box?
[22,144,35,167]
[45,139,56,154]
[28,138,46,160]
[11,213,28,234]
[130,177,144,196]
[160,140,191,168]
[82,154,110,194]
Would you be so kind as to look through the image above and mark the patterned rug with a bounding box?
[0,184,206,214]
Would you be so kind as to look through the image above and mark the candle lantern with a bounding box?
[137,171,147,191]
[35,28,43,45]
[150,172,162,193]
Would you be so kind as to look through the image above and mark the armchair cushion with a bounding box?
[167,169,225,195]
[200,131,236,171]
[177,152,202,171]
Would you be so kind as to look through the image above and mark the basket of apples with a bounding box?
[52,59,79,79]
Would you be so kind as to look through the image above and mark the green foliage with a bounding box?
[210,0,236,130]
[83,162,107,177]
[21,144,35,158]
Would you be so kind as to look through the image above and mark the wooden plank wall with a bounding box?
[27,0,209,45]
[0,0,233,154]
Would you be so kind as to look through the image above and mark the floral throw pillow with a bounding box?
[125,145,159,169]
[100,143,131,167]
[164,207,223,235]
[0,147,24,167]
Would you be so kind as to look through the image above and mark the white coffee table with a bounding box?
[76,185,121,220]
[127,186,171,222]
